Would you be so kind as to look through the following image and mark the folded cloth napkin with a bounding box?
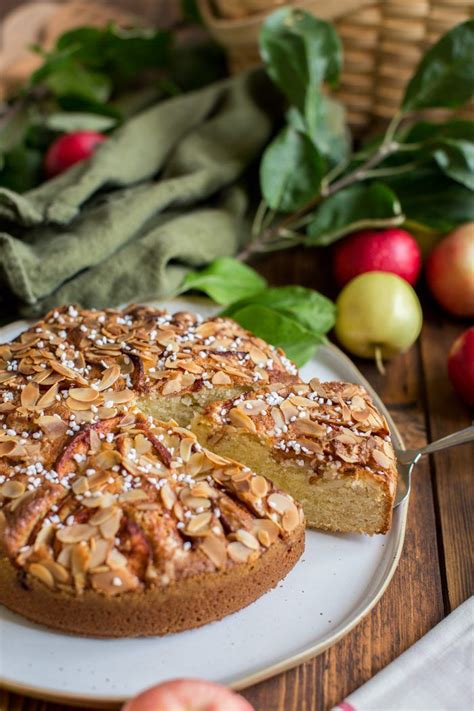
[332,596,474,711]
[0,69,274,320]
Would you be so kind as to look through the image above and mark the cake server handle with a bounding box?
[396,425,474,466]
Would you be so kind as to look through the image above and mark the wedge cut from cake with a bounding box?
[192,379,398,534]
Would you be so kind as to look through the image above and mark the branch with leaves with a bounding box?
[237,10,474,259]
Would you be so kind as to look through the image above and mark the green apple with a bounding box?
[335,272,423,368]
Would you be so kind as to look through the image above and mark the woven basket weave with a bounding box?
[198,0,474,130]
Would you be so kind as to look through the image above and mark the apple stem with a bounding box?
[374,346,386,375]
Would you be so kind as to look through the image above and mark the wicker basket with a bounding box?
[198,0,474,130]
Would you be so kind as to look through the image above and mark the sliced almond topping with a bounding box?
[105,389,135,404]
[292,419,326,437]
[72,477,89,495]
[100,509,122,539]
[119,489,148,503]
[97,406,118,420]
[179,437,194,463]
[21,381,39,409]
[89,538,110,568]
[250,475,269,498]
[200,535,227,568]
[36,383,59,409]
[97,364,121,391]
[89,507,115,526]
[34,523,54,549]
[183,496,211,511]
[42,559,70,583]
[0,480,25,498]
[280,399,299,423]
[372,449,392,469]
[51,361,88,384]
[71,541,91,574]
[248,345,268,365]
[251,518,280,546]
[69,387,100,403]
[94,450,121,470]
[185,511,213,535]
[187,451,206,476]
[29,563,55,588]
[271,406,285,430]
[227,541,252,563]
[107,548,128,569]
[228,407,257,433]
[56,523,97,544]
[161,483,177,510]
[236,399,267,416]
[190,482,215,499]
[267,492,294,515]
[162,377,183,396]
[36,415,67,439]
[282,505,301,532]
[0,443,24,474]
[66,397,93,412]
[211,371,232,386]
[235,529,260,550]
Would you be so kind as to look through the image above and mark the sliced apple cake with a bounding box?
[192,379,397,534]
[0,304,303,636]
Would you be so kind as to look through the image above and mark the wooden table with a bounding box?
[1,2,473,709]
[2,247,472,711]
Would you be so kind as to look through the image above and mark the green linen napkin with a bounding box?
[0,70,273,320]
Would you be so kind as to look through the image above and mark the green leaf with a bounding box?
[385,168,474,232]
[223,304,320,366]
[433,138,474,190]
[402,20,474,111]
[55,26,172,81]
[0,145,42,193]
[260,7,342,112]
[221,285,336,365]
[0,105,31,153]
[179,258,267,305]
[303,93,351,167]
[260,126,324,212]
[306,183,403,246]
[44,62,112,103]
[44,112,117,132]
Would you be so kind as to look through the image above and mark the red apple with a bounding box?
[44,130,107,178]
[333,228,422,288]
[122,679,255,711]
[426,223,474,317]
[448,327,474,407]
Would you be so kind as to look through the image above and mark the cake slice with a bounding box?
[192,379,398,534]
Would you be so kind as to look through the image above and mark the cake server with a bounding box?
[394,424,474,507]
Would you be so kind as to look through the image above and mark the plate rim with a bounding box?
[0,307,408,708]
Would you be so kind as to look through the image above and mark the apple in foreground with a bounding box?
[447,328,474,407]
[44,130,107,178]
[333,227,422,287]
[335,272,423,371]
[122,679,255,711]
[426,223,474,317]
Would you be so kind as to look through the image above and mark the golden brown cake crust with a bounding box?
[0,522,304,637]
[0,305,304,637]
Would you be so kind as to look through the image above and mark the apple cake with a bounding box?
[0,304,304,637]
[192,379,398,534]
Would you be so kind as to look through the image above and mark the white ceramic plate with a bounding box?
[0,298,408,708]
